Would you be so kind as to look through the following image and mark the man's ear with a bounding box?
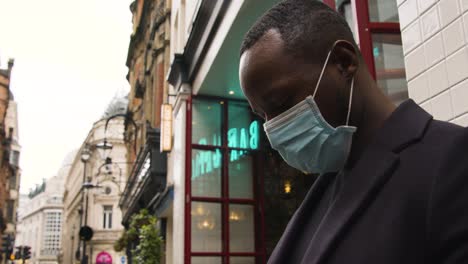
[330,40,359,79]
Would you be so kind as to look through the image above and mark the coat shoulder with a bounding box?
[418,120,465,150]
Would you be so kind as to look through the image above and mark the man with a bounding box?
[239,1,468,263]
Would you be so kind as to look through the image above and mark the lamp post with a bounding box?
[80,147,91,264]
[80,142,112,264]
[77,125,117,264]
[95,140,113,162]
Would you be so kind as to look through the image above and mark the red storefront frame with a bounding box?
[324,0,402,80]
[184,95,266,264]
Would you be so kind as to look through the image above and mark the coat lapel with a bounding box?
[267,100,432,264]
[301,100,432,264]
[302,146,399,264]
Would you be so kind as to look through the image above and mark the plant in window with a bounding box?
[114,209,164,264]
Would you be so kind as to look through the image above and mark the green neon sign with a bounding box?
[192,120,259,179]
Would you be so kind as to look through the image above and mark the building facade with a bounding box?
[0,58,22,262]
[118,0,171,262]
[15,172,65,264]
[62,97,128,264]
[4,97,22,237]
[0,60,12,240]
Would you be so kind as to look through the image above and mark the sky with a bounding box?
[0,0,134,194]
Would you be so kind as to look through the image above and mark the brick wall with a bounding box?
[398,0,468,126]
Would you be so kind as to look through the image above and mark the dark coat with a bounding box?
[268,100,468,264]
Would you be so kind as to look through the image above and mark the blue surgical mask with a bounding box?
[263,46,357,174]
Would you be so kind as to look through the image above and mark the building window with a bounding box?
[325,0,408,105]
[42,211,62,256]
[6,200,14,222]
[103,205,113,229]
[356,0,408,104]
[47,196,62,204]
[9,173,16,190]
[188,97,261,263]
[9,150,20,167]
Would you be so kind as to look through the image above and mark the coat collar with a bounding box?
[302,99,433,264]
[373,99,432,153]
[269,100,433,264]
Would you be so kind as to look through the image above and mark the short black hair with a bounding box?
[240,0,356,63]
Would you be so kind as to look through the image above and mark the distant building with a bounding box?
[14,193,28,247]
[0,57,22,260]
[61,96,128,264]
[15,164,68,264]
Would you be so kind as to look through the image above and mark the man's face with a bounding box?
[239,29,345,127]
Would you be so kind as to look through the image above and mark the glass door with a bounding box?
[187,96,264,264]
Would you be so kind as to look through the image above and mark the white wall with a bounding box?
[399,0,468,126]
[170,101,187,264]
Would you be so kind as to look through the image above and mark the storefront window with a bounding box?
[192,149,222,197]
[229,152,253,199]
[368,0,399,22]
[229,204,255,252]
[228,102,259,150]
[336,0,356,39]
[372,33,408,104]
[189,96,316,263]
[342,0,408,105]
[191,257,222,264]
[191,202,222,252]
[230,257,256,264]
[262,147,316,257]
[192,99,222,146]
[189,97,261,263]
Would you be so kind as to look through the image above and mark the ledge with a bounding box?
[167,0,231,91]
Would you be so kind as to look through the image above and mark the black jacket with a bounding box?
[268,100,468,264]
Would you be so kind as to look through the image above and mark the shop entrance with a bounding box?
[185,96,316,264]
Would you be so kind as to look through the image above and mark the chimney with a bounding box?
[7,59,14,77]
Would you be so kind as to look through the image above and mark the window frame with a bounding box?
[185,95,265,264]
[323,0,402,80]
[103,205,113,229]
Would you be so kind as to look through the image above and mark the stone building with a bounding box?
[15,170,66,264]
[0,59,13,235]
[4,95,21,236]
[0,58,21,261]
[118,0,171,262]
[62,96,128,264]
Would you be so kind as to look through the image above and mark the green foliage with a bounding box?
[114,209,164,264]
[113,232,128,252]
[133,218,164,264]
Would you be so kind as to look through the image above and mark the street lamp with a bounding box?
[81,147,91,163]
[80,146,91,264]
[95,140,113,162]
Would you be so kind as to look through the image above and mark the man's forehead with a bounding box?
[240,31,288,76]
[247,29,283,58]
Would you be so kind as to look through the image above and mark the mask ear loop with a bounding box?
[312,49,334,100]
[312,41,355,126]
[345,77,354,126]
